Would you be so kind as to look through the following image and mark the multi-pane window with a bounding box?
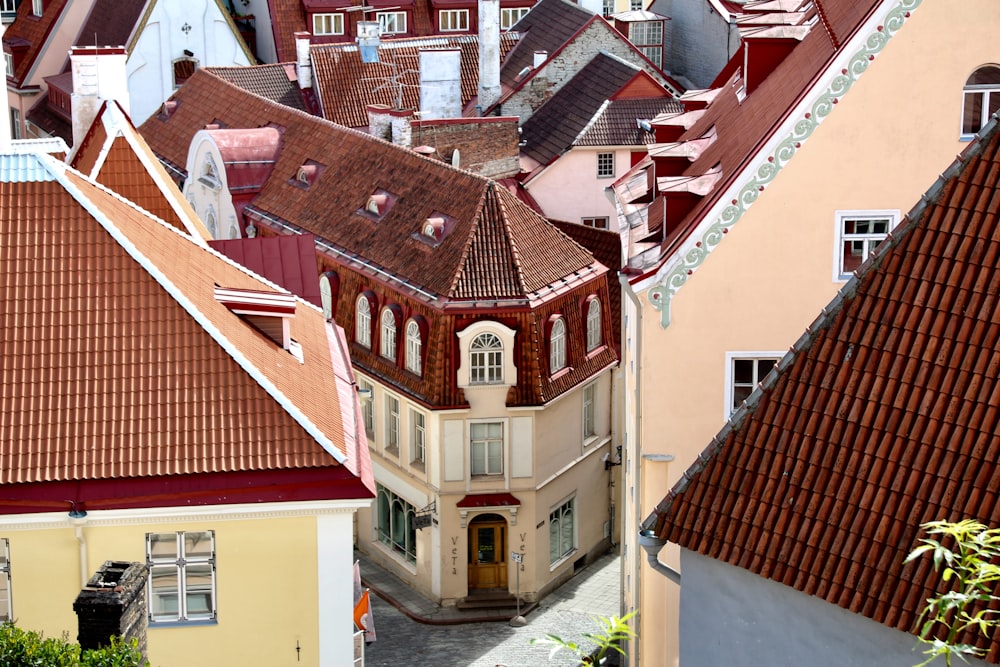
[405,320,422,374]
[4,53,11,78]
[313,13,344,35]
[586,298,601,352]
[410,410,426,464]
[377,484,416,563]
[630,21,662,44]
[837,213,895,278]
[638,45,662,68]
[385,394,400,451]
[319,272,336,320]
[380,308,397,360]
[549,317,567,373]
[356,295,372,348]
[146,531,216,623]
[962,66,1000,139]
[583,384,596,439]
[597,152,614,178]
[359,378,375,441]
[470,333,503,384]
[377,11,407,34]
[0,539,10,622]
[31,0,41,16]
[471,422,503,475]
[581,216,609,229]
[439,9,468,31]
[501,7,530,29]
[729,357,778,414]
[549,499,575,564]
[602,0,614,16]
[629,0,643,10]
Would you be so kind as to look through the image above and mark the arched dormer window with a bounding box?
[962,65,1000,139]
[585,297,602,352]
[380,306,400,360]
[549,316,567,374]
[319,271,339,320]
[470,333,503,384]
[356,293,374,348]
[405,318,424,375]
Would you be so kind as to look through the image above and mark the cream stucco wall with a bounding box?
[526,147,632,225]
[625,1,1000,665]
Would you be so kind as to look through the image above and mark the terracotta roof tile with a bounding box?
[268,0,309,64]
[4,0,70,85]
[207,64,312,112]
[648,118,1000,662]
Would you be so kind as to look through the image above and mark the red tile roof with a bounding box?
[268,0,309,65]
[647,118,1000,662]
[207,64,313,113]
[498,0,593,90]
[3,0,70,86]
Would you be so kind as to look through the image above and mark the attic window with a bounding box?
[173,57,198,89]
[290,160,326,189]
[214,286,302,361]
[358,188,397,220]
[416,212,455,246]
[159,100,178,119]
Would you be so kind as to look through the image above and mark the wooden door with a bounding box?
[468,520,508,590]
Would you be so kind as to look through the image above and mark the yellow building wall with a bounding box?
[633,1,1000,664]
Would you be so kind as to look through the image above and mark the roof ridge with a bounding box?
[492,182,531,296]
[446,180,493,298]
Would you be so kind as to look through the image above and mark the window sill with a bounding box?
[585,345,607,360]
[410,460,425,472]
[384,445,399,457]
[550,366,572,381]
[372,540,418,574]
[549,549,578,572]
[149,618,218,628]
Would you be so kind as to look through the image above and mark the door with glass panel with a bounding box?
[467,514,507,590]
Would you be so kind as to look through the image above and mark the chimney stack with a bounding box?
[477,0,501,112]
[70,46,129,149]
[419,49,461,120]
[294,32,312,89]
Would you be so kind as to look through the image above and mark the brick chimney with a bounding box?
[419,49,461,120]
[477,0,500,112]
[73,561,149,663]
[70,46,129,149]
[295,31,313,90]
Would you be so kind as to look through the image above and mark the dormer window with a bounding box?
[380,306,401,360]
[548,316,567,374]
[313,13,344,36]
[3,52,11,78]
[214,287,302,361]
[31,0,42,16]
[470,333,503,384]
[356,293,374,348]
[292,160,325,189]
[585,297,601,352]
[416,212,455,245]
[405,317,426,375]
[359,189,396,220]
[319,271,339,320]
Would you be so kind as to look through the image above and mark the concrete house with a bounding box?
[606,0,1000,664]
[641,112,1000,666]
[138,67,621,606]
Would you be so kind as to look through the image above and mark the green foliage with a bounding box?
[530,611,637,665]
[905,519,1000,667]
[0,623,146,667]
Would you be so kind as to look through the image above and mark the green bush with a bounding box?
[0,623,146,667]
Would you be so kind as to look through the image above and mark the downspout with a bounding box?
[72,519,88,587]
[638,529,681,585]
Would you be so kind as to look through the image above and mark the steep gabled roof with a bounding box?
[3,0,70,86]
[576,97,682,146]
[499,0,594,89]
[0,151,373,508]
[646,117,1000,662]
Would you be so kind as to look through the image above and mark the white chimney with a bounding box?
[477,0,501,112]
[419,49,461,120]
[533,50,547,69]
[294,32,312,89]
[70,46,129,150]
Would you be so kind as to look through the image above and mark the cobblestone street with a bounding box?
[361,550,622,667]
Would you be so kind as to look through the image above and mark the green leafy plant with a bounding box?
[904,519,1000,666]
[0,623,146,667]
[530,612,637,665]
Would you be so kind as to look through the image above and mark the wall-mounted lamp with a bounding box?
[183,49,194,57]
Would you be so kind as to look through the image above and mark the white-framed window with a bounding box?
[470,332,503,384]
[629,0,642,10]
[319,272,337,320]
[359,377,375,441]
[439,9,468,31]
[356,295,372,348]
[638,45,662,68]
[601,0,613,16]
[583,383,596,439]
[725,354,780,417]
[630,20,662,45]
[835,210,898,280]
[586,298,601,352]
[410,409,425,463]
[4,53,12,78]
[470,421,503,475]
[597,152,614,178]
[31,0,41,16]
[581,216,609,229]
[549,317,567,373]
[501,7,530,29]
[146,531,216,623]
[405,319,422,374]
[0,539,11,622]
[961,65,1000,140]
[377,11,407,34]
[380,307,397,360]
[313,13,344,35]
[385,394,399,451]
[549,498,575,564]
[376,484,416,563]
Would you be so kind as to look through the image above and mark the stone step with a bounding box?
[456,593,529,611]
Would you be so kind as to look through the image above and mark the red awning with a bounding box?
[456,493,521,508]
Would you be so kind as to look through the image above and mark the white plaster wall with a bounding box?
[527,147,630,224]
[317,512,360,667]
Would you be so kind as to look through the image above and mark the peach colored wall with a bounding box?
[631,1,1000,665]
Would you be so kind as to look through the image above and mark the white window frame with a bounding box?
[597,152,614,178]
[31,0,42,16]
[376,484,416,564]
[3,53,11,78]
[629,0,642,10]
[319,273,335,320]
[583,383,596,440]
[601,0,613,17]
[377,11,407,34]
[470,332,503,384]
[356,295,372,348]
[961,65,1000,140]
[410,409,425,464]
[359,377,375,441]
[0,0,17,14]
[581,216,609,229]
[380,307,397,360]
[833,209,899,281]
[638,45,662,69]
[500,6,530,29]
[385,393,400,451]
[470,421,503,476]
[0,539,11,622]
[549,497,576,565]
[313,12,344,35]
[586,298,602,352]
[439,9,468,31]
[630,21,662,45]
[724,352,782,419]
[405,319,422,374]
[146,531,216,624]
[549,317,567,373]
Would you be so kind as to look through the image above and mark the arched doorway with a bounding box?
[468,513,508,590]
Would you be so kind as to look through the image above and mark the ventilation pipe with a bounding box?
[638,530,681,584]
[70,46,129,149]
[477,0,501,112]
[294,31,313,90]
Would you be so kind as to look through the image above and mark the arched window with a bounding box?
[356,295,372,348]
[380,307,397,360]
[549,317,567,373]
[405,319,422,374]
[470,333,503,384]
[586,298,602,352]
[319,272,339,321]
[204,209,217,239]
[962,65,1000,138]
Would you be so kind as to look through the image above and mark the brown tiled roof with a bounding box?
[309,33,520,128]
[78,0,145,52]
[576,97,683,147]
[0,152,371,497]
[4,0,70,86]
[647,119,1000,661]
[498,0,593,89]
[268,0,309,63]
[206,64,312,112]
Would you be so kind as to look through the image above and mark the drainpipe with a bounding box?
[69,505,89,587]
[638,530,680,585]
